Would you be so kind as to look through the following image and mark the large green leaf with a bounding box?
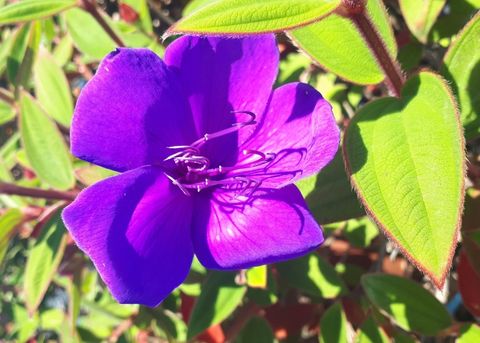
[343,72,465,286]
[361,274,451,335]
[64,8,116,60]
[0,0,75,25]
[289,0,397,85]
[319,302,347,343]
[33,49,73,127]
[24,210,68,314]
[170,0,341,35]
[399,0,447,43]
[297,150,364,225]
[19,92,75,190]
[277,253,346,298]
[188,271,246,339]
[442,12,480,140]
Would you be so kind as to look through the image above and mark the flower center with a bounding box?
[163,111,276,197]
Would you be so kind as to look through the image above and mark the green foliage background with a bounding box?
[0,0,479,342]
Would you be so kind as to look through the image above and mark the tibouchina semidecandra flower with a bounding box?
[62,34,340,306]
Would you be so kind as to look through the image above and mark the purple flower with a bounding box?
[62,34,339,306]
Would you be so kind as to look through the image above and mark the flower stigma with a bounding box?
[163,111,276,197]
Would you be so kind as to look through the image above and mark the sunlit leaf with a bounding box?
[399,0,447,43]
[34,49,73,127]
[289,0,397,84]
[24,210,68,314]
[19,92,75,190]
[362,274,451,335]
[343,72,465,286]
[0,0,75,25]
[442,12,480,140]
[170,0,341,35]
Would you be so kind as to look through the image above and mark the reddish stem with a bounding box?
[0,182,78,201]
[339,0,405,97]
[80,0,125,48]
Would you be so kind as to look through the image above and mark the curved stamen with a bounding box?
[191,111,257,148]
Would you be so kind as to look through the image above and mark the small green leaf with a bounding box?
[53,34,73,67]
[7,23,31,84]
[24,210,68,314]
[0,0,75,25]
[237,316,274,343]
[355,317,389,343]
[319,302,348,343]
[277,253,346,298]
[19,92,75,190]
[361,274,452,335]
[344,217,379,248]
[297,150,364,225]
[34,49,73,127]
[458,323,480,343]
[0,208,23,264]
[170,0,341,35]
[343,72,465,286]
[188,271,246,339]
[442,12,480,140]
[246,265,267,288]
[0,99,15,125]
[289,0,397,85]
[64,8,116,60]
[399,0,447,43]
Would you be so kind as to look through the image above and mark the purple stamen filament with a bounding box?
[164,111,275,197]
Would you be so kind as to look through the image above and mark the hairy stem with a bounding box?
[340,0,405,97]
[0,182,78,201]
[80,0,125,47]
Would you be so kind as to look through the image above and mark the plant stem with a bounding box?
[0,182,78,201]
[0,88,15,105]
[80,0,125,47]
[340,0,405,97]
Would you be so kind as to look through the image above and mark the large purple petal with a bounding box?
[62,167,193,306]
[192,185,323,269]
[71,48,195,172]
[241,82,340,187]
[165,35,279,165]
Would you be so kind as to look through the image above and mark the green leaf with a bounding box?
[246,265,267,288]
[53,34,73,67]
[0,99,15,125]
[183,0,217,16]
[0,208,22,264]
[297,150,364,225]
[170,0,341,35]
[430,0,480,43]
[34,49,73,127]
[24,210,68,315]
[355,317,389,343]
[442,12,480,140]
[19,92,75,190]
[343,72,465,286]
[64,8,116,60]
[289,0,397,85]
[362,274,451,335]
[277,253,346,298]
[458,323,480,343]
[237,316,274,343]
[7,23,31,84]
[0,0,75,25]
[319,302,347,343]
[188,271,246,339]
[399,0,446,43]
[344,217,379,248]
